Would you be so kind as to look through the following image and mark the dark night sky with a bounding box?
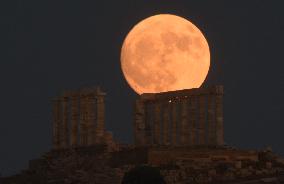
[0,0,283,176]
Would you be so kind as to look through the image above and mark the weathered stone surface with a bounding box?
[134,100,146,145]
[134,86,225,147]
[144,102,153,145]
[51,87,109,149]
[79,95,88,146]
[215,94,224,146]
[95,95,105,144]
[3,142,284,184]
[180,99,189,145]
[162,101,170,145]
[51,98,61,150]
[207,95,216,145]
[70,94,79,146]
[188,97,197,145]
[171,101,178,145]
[153,102,161,145]
[4,85,284,184]
[86,95,96,145]
[61,97,69,148]
[198,95,206,145]
[235,161,242,169]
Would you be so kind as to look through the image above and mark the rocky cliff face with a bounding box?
[1,146,284,184]
[1,145,125,184]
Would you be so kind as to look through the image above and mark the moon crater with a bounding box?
[121,14,210,94]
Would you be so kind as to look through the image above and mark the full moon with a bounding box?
[121,14,210,95]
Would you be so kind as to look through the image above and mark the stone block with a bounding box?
[235,161,242,169]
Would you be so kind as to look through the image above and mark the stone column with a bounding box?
[70,94,79,146]
[171,101,178,146]
[95,95,105,144]
[144,102,153,145]
[52,98,61,150]
[61,97,69,148]
[162,101,170,145]
[86,95,96,146]
[153,102,161,145]
[207,95,216,145]
[79,95,88,146]
[180,99,188,145]
[215,89,224,145]
[134,99,146,145]
[198,95,206,145]
[188,97,196,145]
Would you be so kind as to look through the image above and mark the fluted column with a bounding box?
[171,101,178,145]
[80,95,88,146]
[134,99,146,145]
[70,94,79,146]
[144,103,152,145]
[95,95,105,144]
[180,99,188,145]
[188,97,196,145]
[86,95,96,146]
[162,101,170,145]
[153,102,161,145]
[61,97,69,148]
[215,94,224,145]
[198,95,206,145]
[208,95,216,145]
[52,98,61,150]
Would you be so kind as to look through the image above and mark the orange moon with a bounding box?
[121,14,210,95]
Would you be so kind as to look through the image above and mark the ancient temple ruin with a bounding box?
[51,87,112,150]
[134,85,224,146]
[4,85,284,184]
